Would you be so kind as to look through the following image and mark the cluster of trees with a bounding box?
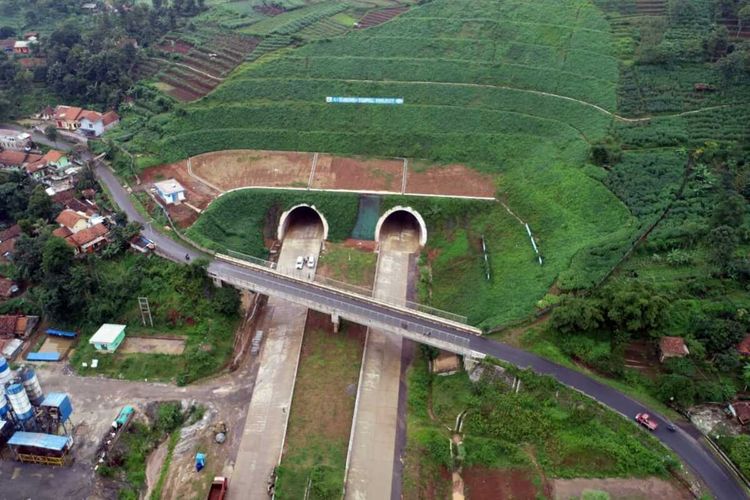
[0,0,209,112]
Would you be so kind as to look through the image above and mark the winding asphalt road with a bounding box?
[95,164,748,500]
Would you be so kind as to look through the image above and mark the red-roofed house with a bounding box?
[64,223,108,254]
[79,110,120,137]
[659,336,690,363]
[0,225,21,242]
[738,335,750,356]
[56,209,89,233]
[0,276,19,300]
[54,106,83,130]
[0,238,16,263]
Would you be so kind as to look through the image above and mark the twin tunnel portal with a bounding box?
[277,203,428,250]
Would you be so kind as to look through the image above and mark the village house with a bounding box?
[0,276,19,301]
[38,106,54,121]
[659,336,690,363]
[13,41,30,54]
[52,106,119,137]
[154,179,186,205]
[0,225,21,264]
[0,150,42,170]
[0,39,14,53]
[0,129,32,151]
[25,150,69,180]
[56,209,90,234]
[54,106,83,130]
[54,209,109,254]
[78,110,120,137]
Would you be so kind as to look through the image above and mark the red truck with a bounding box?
[208,476,229,500]
[635,412,658,431]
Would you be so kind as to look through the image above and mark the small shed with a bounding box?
[659,336,689,363]
[154,179,186,205]
[730,402,750,426]
[89,324,126,353]
[431,351,461,376]
[738,335,750,356]
[7,431,73,465]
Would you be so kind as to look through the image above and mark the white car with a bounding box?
[307,255,315,268]
[295,256,304,270]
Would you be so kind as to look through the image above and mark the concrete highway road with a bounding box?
[95,164,748,500]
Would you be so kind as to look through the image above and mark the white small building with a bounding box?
[89,324,126,353]
[154,179,186,205]
[0,129,32,151]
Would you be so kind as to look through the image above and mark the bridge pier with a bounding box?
[212,276,223,288]
[331,313,340,333]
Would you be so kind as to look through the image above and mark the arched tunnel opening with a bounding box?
[375,207,427,252]
[277,204,329,241]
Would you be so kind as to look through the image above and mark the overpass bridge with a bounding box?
[209,254,485,356]
[94,163,749,500]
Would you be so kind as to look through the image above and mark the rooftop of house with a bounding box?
[0,277,17,298]
[52,226,72,239]
[54,105,83,122]
[738,335,750,356]
[78,110,102,123]
[659,336,689,357]
[0,315,18,337]
[0,224,21,242]
[154,179,185,195]
[733,401,750,423]
[43,150,65,163]
[102,111,120,126]
[66,222,108,247]
[0,238,16,260]
[56,209,88,229]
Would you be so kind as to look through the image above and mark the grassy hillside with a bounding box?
[128,0,634,327]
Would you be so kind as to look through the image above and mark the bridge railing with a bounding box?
[215,253,478,333]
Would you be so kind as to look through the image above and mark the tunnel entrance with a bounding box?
[375,206,427,251]
[277,204,328,241]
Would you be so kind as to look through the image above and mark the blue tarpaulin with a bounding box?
[26,352,61,362]
[195,452,206,471]
[8,432,70,451]
[46,329,77,338]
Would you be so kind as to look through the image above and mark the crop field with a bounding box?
[355,7,409,29]
[123,0,642,328]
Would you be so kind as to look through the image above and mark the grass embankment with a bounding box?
[120,0,633,328]
[69,253,239,384]
[317,243,377,289]
[275,320,364,499]
[403,354,676,497]
[101,402,194,500]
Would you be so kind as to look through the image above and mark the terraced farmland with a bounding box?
[148,0,634,327]
[356,7,409,29]
[149,34,261,101]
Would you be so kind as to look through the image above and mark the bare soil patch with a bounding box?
[406,164,496,198]
[312,155,404,192]
[121,336,187,355]
[463,467,543,499]
[191,150,313,191]
[552,477,691,499]
[140,159,216,211]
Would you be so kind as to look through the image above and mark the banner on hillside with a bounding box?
[326,96,404,105]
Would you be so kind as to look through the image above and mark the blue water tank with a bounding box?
[21,369,43,406]
[6,384,33,422]
[0,394,9,419]
[0,356,12,387]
